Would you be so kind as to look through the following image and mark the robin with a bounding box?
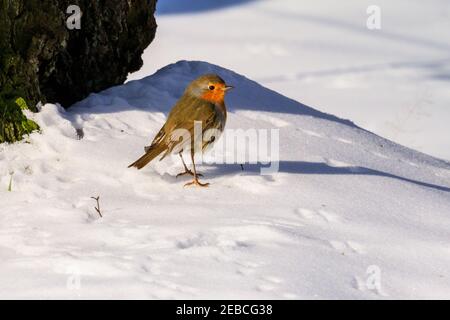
[128,74,233,187]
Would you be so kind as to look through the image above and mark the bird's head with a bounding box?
[185,74,233,104]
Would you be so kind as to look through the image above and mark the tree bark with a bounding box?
[0,0,157,143]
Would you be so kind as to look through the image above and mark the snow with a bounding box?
[1,0,450,299]
[129,0,450,161]
[1,59,450,299]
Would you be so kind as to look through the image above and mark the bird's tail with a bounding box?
[128,144,165,169]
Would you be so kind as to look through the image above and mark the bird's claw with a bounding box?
[184,179,210,187]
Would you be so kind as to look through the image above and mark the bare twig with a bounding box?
[7,173,13,192]
[90,196,102,218]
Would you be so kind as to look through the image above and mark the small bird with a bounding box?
[128,74,233,187]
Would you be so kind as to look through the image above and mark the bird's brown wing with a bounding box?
[159,97,219,159]
[129,96,220,169]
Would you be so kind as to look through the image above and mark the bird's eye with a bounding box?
[208,85,215,90]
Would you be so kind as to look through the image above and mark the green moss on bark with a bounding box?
[1,0,42,142]
[0,96,39,143]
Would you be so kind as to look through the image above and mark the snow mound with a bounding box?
[0,60,449,299]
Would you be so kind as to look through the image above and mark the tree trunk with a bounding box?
[0,0,157,143]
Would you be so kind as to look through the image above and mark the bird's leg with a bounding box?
[184,152,209,187]
[176,152,202,178]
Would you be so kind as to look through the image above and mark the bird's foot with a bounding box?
[176,170,203,178]
[184,178,210,188]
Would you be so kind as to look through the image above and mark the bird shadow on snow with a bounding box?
[156,0,258,15]
[206,161,450,193]
[66,60,450,193]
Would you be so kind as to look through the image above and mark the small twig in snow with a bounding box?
[7,172,13,192]
[90,196,102,218]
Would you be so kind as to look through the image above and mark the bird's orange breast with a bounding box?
[201,84,226,104]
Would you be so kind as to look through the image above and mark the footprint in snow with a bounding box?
[255,275,288,294]
[371,151,390,159]
[434,169,450,179]
[334,137,354,145]
[256,283,276,292]
[295,207,340,223]
[300,129,322,138]
[235,260,264,276]
[262,275,283,284]
[329,240,366,255]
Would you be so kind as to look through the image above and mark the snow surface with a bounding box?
[129,0,450,161]
[1,60,450,299]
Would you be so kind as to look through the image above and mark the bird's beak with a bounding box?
[224,85,234,91]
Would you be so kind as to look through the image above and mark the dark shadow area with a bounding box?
[432,73,450,82]
[206,161,450,193]
[258,58,450,83]
[70,60,359,130]
[264,10,450,53]
[157,0,257,15]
